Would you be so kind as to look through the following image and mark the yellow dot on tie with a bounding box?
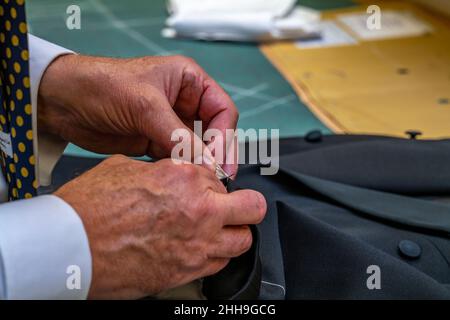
[6,47,11,58]
[20,167,29,178]
[5,20,11,31]
[25,193,32,199]
[18,142,25,152]
[24,103,31,115]
[10,7,17,19]
[26,129,33,140]
[23,76,30,88]
[11,127,16,138]
[0,6,4,16]
[9,73,15,84]
[0,33,4,43]
[13,153,18,163]
[0,115,6,125]
[29,155,35,165]
[16,89,23,100]
[32,179,38,189]
[1,59,6,69]
[9,163,15,173]
[6,85,11,95]
[12,188,18,198]
[14,62,21,73]
[16,115,24,127]
[6,173,11,183]
[17,0,25,5]
[10,100,15,111]
[16,178,22,189]
[21,49,28,61]
[19,22,27,34]
[11,35,19,46]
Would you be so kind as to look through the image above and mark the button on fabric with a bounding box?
[398,240,422,259]
[305,130,323,143]
[405,130,422,140]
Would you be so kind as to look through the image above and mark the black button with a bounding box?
[405,130,422,140]
[398,240,422,259]
[305,130,322,143]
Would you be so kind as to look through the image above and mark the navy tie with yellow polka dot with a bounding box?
[0,0,36,201]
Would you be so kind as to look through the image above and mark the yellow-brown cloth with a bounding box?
[261,1,450,139]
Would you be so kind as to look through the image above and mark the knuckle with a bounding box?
[182,249,207,270]
[180,195,209,226]
[190,197,209,222]
[238,229,253,253]
[158,158,176,169]
[173,55,196,66]
[178,163,200,180]
[104,154,128,165]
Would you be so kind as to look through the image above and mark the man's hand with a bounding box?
[38,54,238,176]
[55,156,266,299]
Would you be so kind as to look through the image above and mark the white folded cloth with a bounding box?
[163,0,321,42]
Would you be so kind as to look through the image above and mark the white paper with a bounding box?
[168,0,296,17]
[164,0,321,42]
[296,21,358,49]
[337,10,432,41]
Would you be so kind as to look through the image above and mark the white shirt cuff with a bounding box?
[0,195,92,299]
[28,34,74,187]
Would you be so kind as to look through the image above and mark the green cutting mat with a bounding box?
[26,0,352,158]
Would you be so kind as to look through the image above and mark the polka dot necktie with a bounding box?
[0,0,37,201]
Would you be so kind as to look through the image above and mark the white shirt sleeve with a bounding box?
[0,195,92,299]
[28,34,74,187]
[0,35,93,299]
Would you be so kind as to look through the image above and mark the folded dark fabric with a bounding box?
[231,134,450,299]
[48,134,450,299]
[202,225,261,300]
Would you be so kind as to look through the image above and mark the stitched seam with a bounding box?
[261,280,286,296]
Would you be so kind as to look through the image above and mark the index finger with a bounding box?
[198,78,239,178]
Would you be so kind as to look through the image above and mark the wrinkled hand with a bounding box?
[55,156,266,299]
[38,54,238,176]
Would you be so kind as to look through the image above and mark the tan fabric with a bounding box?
[37,132,67,186]
[411,0,450,18]
[260,1,450,139]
